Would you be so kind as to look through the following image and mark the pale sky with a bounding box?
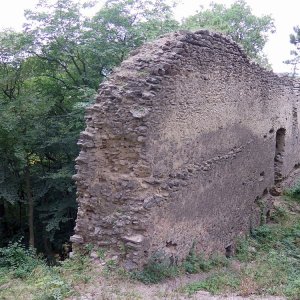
[0,0,299,73]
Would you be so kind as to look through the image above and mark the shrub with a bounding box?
[132,254,179,284]
[0,240,45,278]
[184,250,228,274]
[284,183,300,203]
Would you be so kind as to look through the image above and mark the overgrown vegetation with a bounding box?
[184,272,240,296]
[285,26,300,76]
[131,254,180,284]
[183,192,300,299]
[284,182,300,202]
[0,240,94,299]
[131,248,229,284]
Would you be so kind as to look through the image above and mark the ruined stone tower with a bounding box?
[71,30,300,269]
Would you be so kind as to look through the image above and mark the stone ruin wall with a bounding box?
[71,30,300,269]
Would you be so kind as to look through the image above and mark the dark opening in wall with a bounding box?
[225,244,233,257]
[274,128,286,184]
[262,188,268,196]
[166,241,177,247]
[293,107,298,126]
[294,163,300,169]
[266,210,271,223]
[259,171,265,182]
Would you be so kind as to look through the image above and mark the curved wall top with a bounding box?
[71,30,300,269]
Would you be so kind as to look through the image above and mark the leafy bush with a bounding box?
[0,240,45,278]
[284,183,300,202]
[270,206,288,223]
[0,241,76,299]
[133,248,229,284]
[132,255,179,284]
[33,271,71,300]
[184,250,228,274]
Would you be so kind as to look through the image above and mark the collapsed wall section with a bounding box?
[71,30,300,269]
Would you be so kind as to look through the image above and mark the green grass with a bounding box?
[184,272,240,296]
[284,182,300,203]
[131,249,229,285]
[0,241,94,300]
[182,193,300,299]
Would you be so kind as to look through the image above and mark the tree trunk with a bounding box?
[25,166,34,248]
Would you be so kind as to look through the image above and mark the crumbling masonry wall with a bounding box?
[71,30,300,269]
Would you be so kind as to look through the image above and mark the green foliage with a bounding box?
[84,243,94,254]
[132,263,178,284]
[183,272,240,296]
[284,26,300,76]
[284,182,300,203]
[57,254,92,284]
[235,237,257,262]
[181,0,275,66]
[181,194,300,299]
[0,240,44,278]
[0,0,179,257]
[33,272,71,300]
[132,255,179,284]
[270,206,289,223]
[184,249,228,274]
[97,248,106,260]
[0,244,95,300]
[132,249,228,284]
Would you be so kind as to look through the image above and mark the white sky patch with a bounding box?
[0,0,299,73]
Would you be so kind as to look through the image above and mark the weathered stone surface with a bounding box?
[71,30,300,269]
[122,234,144,244]
[70,234,84,244]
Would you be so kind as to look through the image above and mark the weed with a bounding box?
[57,253,93,284]
[33,270,71,300]
[183,272,240,296]
[132,256,179,284]
[255,197,267,225]
[284,182,300,203]
[118,242,127,256]
[97,248,106,260]
[106,259,117,269]
[102,259,118,277]
[84,243,94,254]
[0,244,93,300]
[271,206,289,223]
[183,249,228,274]
[181,188,300,299]
[235,237,258,262]
[0,240,45,279]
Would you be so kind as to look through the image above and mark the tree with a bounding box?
[84,0,179,77]
[0,0,179,258]
[181,0,275,66]
[0,26,83,253]
[284,26,300,76]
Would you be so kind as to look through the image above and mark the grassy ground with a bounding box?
[183,211,300,298]
[181,188,300,299]
[0,245,94,299]
[1,184,300,300]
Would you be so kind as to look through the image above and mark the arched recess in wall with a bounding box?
[274,128,286,184]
